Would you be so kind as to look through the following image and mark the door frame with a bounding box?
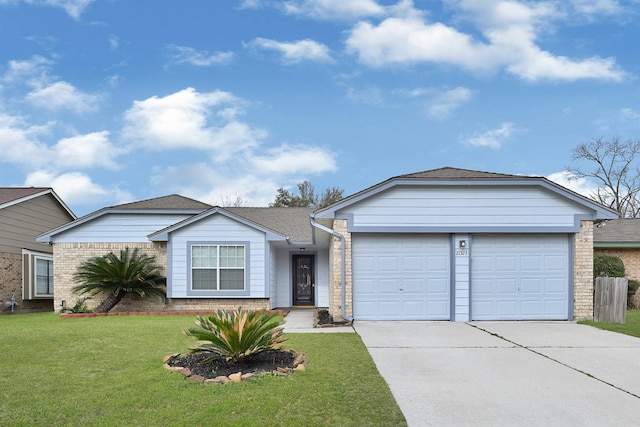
[292,253,316,306]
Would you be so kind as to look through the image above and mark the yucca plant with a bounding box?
[72,248,165,313]
[185,307,287,363]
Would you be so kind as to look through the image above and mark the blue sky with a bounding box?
[1,0,639,216]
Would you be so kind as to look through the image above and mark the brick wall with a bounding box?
[573,220,594,320]
[53,242,269,313]
[328,219,352,320]
[0,251,52,313]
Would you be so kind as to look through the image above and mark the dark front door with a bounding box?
[293,254,315,306]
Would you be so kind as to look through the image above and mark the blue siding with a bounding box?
[342,186,591,230]
[50,213,192,242]
[168,215,266,298]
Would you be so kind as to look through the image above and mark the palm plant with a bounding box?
[72,248,165,313]
[185,307,287,363]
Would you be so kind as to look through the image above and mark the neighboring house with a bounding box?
[37,167,617,321]
[593,218,640,306]
[0,188,76,313]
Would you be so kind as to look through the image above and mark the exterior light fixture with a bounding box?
[459,240,467,248]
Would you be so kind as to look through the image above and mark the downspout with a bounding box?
[310,215,353,322]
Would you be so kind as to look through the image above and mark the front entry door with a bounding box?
[293,254,315,306]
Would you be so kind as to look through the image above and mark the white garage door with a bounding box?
[471,235,569,320]
[352,234,450,320]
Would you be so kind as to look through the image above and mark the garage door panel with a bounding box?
[472,235,569,320]
[353,234,450,320]
[379,257,400,271]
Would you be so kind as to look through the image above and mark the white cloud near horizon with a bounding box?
[166,44,234,66]
[126,87,338,206]
[249,38,334,64]
[546,170,598,196]
[53,131,125,169]
[345,0,624,82]
[24,170,133,207]
[462,122,514,149]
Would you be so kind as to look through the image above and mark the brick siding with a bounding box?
[0,251,52,313]
[573,220,595,320]
[53,242,269,313]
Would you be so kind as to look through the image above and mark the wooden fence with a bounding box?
[594,277,628,324]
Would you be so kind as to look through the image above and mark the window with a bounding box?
[22,250,54,299]
[35,257,54,296]
[191,245,245,291]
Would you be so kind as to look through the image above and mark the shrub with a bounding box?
[594,254,625,278]
[62,297,92,313]
[185,307,287,363]
[628,280,640,308]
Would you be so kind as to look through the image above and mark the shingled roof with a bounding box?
[109,194,213,210]
[226,207,314,242]
[0,187,51,205]
[395,167,526,180]
[594,219,640,245]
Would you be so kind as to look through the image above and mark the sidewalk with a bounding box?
[282,309,355,333]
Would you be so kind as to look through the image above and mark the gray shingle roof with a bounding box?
[594,219,640,243]
[109,194,213,210]
[395,167,527,180]
[0,187,50,205]
[226,207,314,242]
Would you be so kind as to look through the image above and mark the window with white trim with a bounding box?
[35,257,54,296]
[22,250,54,299]
[191,245,245,291]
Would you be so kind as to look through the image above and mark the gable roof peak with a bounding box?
[394,166,529,180]
[109,194,212,210]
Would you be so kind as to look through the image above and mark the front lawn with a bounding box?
[579,309,640,338]
[0,313,405,426]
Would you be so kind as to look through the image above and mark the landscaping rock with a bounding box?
[228,372,242,383]
[179,367,192,377]
[214,376,230,384]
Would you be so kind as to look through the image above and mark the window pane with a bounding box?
[192,269,217,290]
[220,246,244,268]
[220,269,244,290]
[36,259,53,295]
[192,245,217,268]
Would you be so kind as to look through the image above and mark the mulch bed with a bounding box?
[167,349,297,379]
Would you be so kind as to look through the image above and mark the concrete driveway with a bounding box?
[354,321,640,426]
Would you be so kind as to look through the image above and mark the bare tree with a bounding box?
[567,137,640,217]
[270,180,344,208]
[218,194,251,207]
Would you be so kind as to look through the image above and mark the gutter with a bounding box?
[309,215,353,322]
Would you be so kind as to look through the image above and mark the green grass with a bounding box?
[579,309,640,338]
[0,313,405,427]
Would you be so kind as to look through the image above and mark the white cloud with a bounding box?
[345,0,624,82]
[283,0,385,20]
[427,87,472,119]
[546,170,598,196]
[248,145,337,175]
[122,87,265,161]
[53,131,125,169]
[0,0,95,19]
[24,170,132,206]
[462,122,514,149]
[166,44,234,66]
[621,108,640,122]
[0,113,53,167]
[26,81,100,113]
[1,55,52,84]
[249,38,333,64]
[569,0,623,16]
